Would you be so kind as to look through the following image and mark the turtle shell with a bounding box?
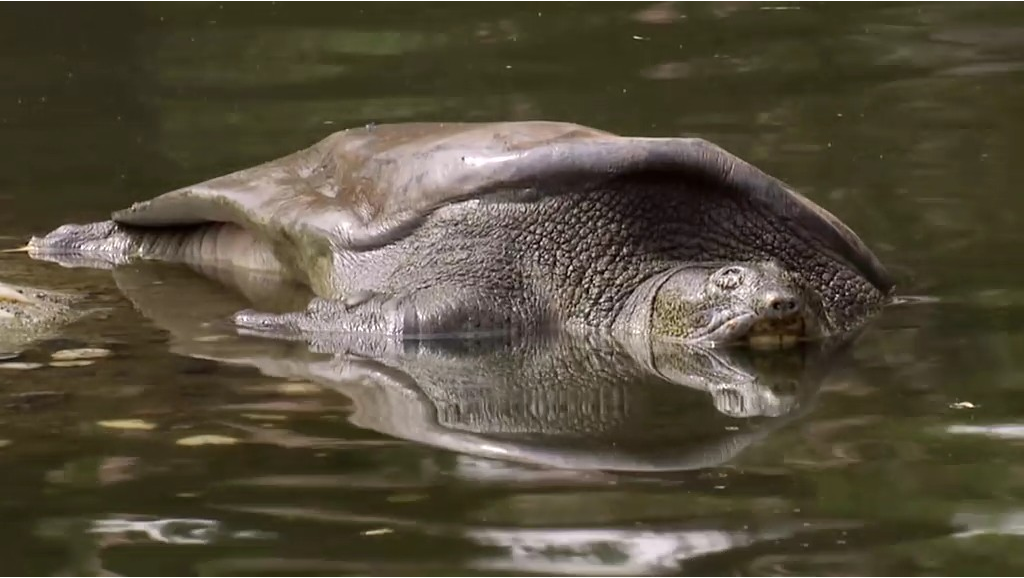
[112,121,893,294]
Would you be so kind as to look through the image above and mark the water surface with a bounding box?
[2,3,1024,575]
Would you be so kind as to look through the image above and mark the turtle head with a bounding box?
[644,261,818,348]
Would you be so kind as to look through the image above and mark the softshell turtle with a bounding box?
[27,121,894,345]
[0,280,82,358]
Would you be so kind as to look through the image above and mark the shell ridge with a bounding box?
[109,121,891,293]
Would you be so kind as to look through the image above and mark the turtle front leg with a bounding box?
[233,288,527,340]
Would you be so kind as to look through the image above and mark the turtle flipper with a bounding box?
[233,288,522,339]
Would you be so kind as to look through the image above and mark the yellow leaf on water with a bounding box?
[51,348,112,361]
[98,419,156,431]
[176,434,240,446]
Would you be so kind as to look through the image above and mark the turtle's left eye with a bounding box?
[713,266,746,291]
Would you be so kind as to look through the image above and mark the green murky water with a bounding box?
[2,2,1024,575]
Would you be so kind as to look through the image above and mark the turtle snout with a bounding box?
[746,290,808,347]
[764,292,801,318]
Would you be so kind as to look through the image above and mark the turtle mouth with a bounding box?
[746,313,807,349]
[695,308,807,349]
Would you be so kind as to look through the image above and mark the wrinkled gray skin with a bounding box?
[26,121,894,345]
[107,262,843,472]
[0,280,82,358]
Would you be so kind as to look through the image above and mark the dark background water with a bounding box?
[2,2,1024,575]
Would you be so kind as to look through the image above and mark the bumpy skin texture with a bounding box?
[27,121,894,343]
[0,281,82,356]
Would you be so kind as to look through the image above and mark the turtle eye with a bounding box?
[713,266,746,291]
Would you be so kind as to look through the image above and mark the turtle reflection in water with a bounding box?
[246,335,831,472]
[25,121,894,347]
[103,261,849,473]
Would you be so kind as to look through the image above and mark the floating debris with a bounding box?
[98,419,157,431]
[361,528,393,536]
[176,434,240,447]
[0,362,43,370]
[950,401,978,410]
[49,360,96,368]
[51,347,112,361]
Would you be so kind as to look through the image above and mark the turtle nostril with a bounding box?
[768,295,800,316]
